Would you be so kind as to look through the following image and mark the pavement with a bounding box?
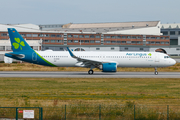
[0,71,179,78]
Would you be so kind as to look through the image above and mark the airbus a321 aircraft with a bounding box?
[5,28,176,75]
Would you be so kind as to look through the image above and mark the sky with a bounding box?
[0,0,179,25]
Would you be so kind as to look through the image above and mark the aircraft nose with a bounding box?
[171,59,176,65]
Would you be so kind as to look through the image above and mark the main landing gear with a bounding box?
[88,70,94,74]
[154,67,158,75]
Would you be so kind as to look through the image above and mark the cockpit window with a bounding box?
[164,56,170,58]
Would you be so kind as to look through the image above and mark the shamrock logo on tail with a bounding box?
[13,38,25,50]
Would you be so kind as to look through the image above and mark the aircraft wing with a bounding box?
[67,47,105,68]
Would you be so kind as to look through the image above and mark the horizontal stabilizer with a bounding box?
[6,53,24,58]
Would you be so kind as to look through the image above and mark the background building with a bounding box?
[0,21,180,62]
[161,23,180,46]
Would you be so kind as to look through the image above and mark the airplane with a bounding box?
[5,28,176,75]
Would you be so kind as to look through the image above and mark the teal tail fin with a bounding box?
[8,28,32,52]
[6,28,56,67]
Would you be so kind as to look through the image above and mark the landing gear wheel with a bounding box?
[154,71,158,75]
[88,70,94,74]
[154,67,158,75]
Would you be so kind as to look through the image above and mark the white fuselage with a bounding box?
[36,51,176,68]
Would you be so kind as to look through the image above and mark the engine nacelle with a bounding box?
[101,63,117,72]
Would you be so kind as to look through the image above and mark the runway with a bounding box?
[0,71,179,78]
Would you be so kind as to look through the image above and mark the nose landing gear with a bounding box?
[154,67,158,75]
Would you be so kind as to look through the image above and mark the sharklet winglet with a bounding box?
[67,47,76,58]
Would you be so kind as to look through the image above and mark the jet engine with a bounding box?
[99,63,117,72]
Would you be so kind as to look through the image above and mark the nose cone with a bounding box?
[171,59,176,66]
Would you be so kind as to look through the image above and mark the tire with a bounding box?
[88,70,93,74]
[154,71,158,75]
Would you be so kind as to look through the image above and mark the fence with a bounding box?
[1,105,180,120]
[0,107,43,120]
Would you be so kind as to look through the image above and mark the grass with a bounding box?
[0,78,180,106]
[0,61,180,119]
[0,62,179,119]
[0,62,180,72]
[0,78,180,119]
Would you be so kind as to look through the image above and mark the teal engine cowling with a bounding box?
[101,63,117,72]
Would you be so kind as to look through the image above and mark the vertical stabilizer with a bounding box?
[8,28,32,52]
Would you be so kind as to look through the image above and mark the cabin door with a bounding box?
[155,54,159,62]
